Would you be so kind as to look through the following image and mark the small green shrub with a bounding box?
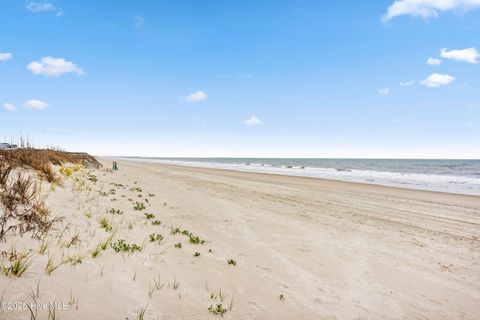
[134,202,146,210]
[208,304,227,316]
[107,208,123,215]
[144,212,155,219]
[149,233,163,242]
[189,234,205,244]
[227,259,236,266]
[111,239,142,253]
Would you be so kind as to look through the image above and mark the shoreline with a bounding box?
[111,158,480,208]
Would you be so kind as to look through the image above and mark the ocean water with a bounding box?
[122,158,480,196]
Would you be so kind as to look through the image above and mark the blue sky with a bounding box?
[0,0,479,158]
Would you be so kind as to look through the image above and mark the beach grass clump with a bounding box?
[111,239,142,253]
[65,232,80,248]
[208,304,227,317]
[149,233,163,243]
[151,220,161,225]
[99,217,113,232]
[227,259,237,266]
[87,174,98,182]
[133,202,146,211]
[136,305,148,320]
[1,250,32,277]
[193,252,201,257]
[91,246,101,258]
[174,242,182,249]
[67,254,83,266]
[45,255,66,275]
[38,241,48,254]
[130,186,143,193]
[99,236,113,251]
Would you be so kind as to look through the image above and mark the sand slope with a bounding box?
[1,159,479,319]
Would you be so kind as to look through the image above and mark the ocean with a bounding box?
[121,158,480,196]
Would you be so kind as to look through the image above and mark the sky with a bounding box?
[0,0,479,158]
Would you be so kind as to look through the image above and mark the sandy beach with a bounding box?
[1,159,479,320]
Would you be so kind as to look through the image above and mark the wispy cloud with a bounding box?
[0,52,12,62]
[27,57,84,77]
[183,91,208,103]
[243,116,263,126]
[26,2,63,16]
[383,0,480,21]
[2,103,16,112]
[421,73,455,87]
[377,88,391,96]
[133,15,145,30]
[440,47,478,64]
[399,80,415,87]
[427,57,442,65]
[24,99,49,110]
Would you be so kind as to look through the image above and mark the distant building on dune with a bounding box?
[0,143,18,150]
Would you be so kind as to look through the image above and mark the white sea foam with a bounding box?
[117,158,480,196]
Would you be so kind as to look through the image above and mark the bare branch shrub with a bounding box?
[0,159,63,240]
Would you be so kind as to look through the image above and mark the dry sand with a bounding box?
[1,159,479,319]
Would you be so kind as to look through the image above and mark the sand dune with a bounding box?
[1,159,479,319]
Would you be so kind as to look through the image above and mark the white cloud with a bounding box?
[0,52,12,62]
[26,2,63,16]
[377,88,391,96]
[183,91,208,102]
[2,103,16,111]
[440,47,479,64]
[243,116,263,126]
[23,99,49,110]
[427,57,442,65]
[26,2,55,12]
[421,73,455,87]
[383,0,480,21]
[27,57,84,77]
[399,80,416,86]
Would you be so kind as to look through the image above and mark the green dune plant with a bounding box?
[133,202,146,210]
[208,304,227,317]
[107,208,123,215]
[144,212,155,219]
[149,233,163,243]
[111,239,142,253]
